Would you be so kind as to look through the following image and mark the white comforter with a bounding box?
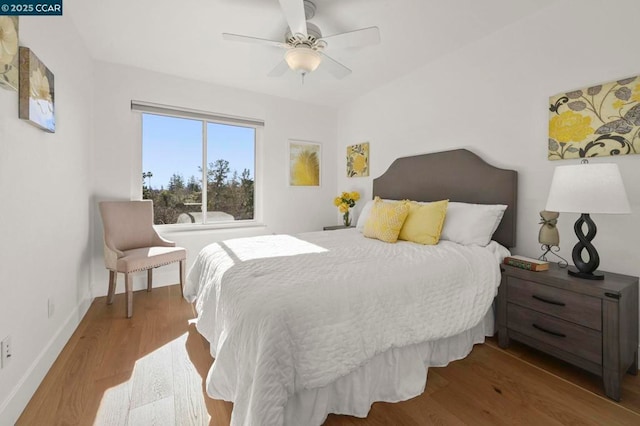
[185,229,508,426]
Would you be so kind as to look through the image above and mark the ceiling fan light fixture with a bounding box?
[285,46,322,74]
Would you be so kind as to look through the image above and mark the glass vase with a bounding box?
[343,210,352,227]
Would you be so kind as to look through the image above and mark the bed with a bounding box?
[185,148,518,425]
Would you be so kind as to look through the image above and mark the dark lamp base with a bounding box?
[568,267,604,281]
[570,213,604,281]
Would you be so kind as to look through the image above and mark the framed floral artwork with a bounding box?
[347,142,369,177]
[0,16,19,91]
[548,75,640,160]
[19,47,55,132]
[289,140,321,186]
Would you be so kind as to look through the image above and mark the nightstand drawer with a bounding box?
[507,277,602,330]
[507,304,602,365]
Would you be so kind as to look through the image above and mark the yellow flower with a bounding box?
[549,111,594,143]
[352,154,366,174]
[0,17,18,66]
[612,99,625,110]
[30,67,52,102]
[334,191,359,210]
[632,83,640,102]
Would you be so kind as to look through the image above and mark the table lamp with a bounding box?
[545,162,631,280]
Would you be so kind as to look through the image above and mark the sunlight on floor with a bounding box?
[95,333,210,426]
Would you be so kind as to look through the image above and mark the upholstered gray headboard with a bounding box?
[372,149,518,248]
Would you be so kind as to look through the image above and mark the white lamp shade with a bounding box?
[285,46,321,74]
[545,163,631,214]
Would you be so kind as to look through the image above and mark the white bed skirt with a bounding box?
[284,308,495,425]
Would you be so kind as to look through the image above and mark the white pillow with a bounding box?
[356,199,375,232]
[439,202,507,246]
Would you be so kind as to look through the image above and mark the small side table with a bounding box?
[497,263,638,401]
[323,225,354,231]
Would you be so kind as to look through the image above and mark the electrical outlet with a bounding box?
[1,336,11,368]
[48,298,55,318]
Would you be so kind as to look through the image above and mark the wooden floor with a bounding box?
[17,285,640,425]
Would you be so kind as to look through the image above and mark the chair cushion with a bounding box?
[117,246,186,273]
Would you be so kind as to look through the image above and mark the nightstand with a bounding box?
[323,225,354,230]
[497,263,638,401]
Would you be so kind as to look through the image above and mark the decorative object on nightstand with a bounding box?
[333,191,360,227]
[545,161,631,280]
[498,263,638,401]
[538,210,568,267]
[504,255,549,271]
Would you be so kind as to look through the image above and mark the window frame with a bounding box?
[132,101,264,231]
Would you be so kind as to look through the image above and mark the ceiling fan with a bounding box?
[223,0,380,80]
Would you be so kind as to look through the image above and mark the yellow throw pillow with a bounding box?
[398,200,449,245]
[363,197,410,243]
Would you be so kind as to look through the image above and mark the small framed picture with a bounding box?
[347,142,369,177]
[19,47,55,132]
[289,140,321,187]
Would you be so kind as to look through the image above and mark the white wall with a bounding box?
[337,0,640,279]
[90,62,338,297]
[0,15,94,424]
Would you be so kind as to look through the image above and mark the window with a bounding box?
[133,102,262,226]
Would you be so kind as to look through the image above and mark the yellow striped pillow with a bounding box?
[363,197,410,243]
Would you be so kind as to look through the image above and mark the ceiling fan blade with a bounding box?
[278,0,308,37]
[319,52,351,79]
[222,33,288,49]
[322,26,380,49]
[267,59,290,77]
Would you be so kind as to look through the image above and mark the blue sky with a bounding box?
[142,114,255,190]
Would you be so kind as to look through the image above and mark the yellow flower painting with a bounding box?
[347,142,369,177]
[289,141,320,186]
[19,47,55,132]
[0,16,19,91]
[548,75,640,160]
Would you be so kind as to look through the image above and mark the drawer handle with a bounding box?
[532,295,565,306]
[532,323,566,338]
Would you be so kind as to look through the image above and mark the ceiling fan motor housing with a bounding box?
[285,22,323,47]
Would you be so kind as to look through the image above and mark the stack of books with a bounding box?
[503,255,549,271]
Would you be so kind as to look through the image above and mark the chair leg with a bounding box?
[179,259,185,297]
[107,270,117,305]
[125,272,133,318]
[147,268,153,292]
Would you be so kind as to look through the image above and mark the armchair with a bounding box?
[99,200,186,318]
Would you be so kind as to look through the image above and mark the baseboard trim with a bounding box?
[0,296,93,425]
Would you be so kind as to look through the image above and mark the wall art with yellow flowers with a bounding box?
[347,142,369,177]
[548,75,640,160]
[0,16,19,91]
[19,47,55,133]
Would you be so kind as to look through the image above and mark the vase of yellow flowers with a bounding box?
[334,191,360,227]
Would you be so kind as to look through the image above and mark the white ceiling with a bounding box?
[67,0,559,107]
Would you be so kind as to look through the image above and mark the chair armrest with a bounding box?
[103,240,124,270]
[103,234,124,257]
[151,230,176,247]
